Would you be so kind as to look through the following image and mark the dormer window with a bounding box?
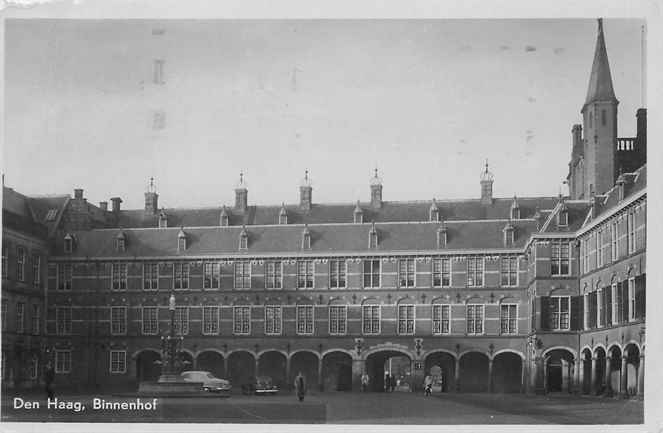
[177,228,187,251]
[239,227,248,250]
[368,223,378,249]
[301,225,311,250]
[353,201,363,224]
[437,225,448,248]
[158,210,168,228]
[558,207,569,227]
[220,206,229,227]
[279,204,288,225]
[429,200,439,222]
[63,234,73,254]
[115,232,126,252]
[503,224,514,247]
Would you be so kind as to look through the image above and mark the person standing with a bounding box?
[44,362,55,400]
[390,374,396,392]
[424,375,433,396]
[361,373,369,392]
[384,372,390,392]
[294,371,307,402]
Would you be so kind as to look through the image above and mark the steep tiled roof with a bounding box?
[57,219,539,258]
[588,164,646,223]
[542,201,591,233]
[2,187,50,238]
[111,196,558,229]
[27,194,70,235]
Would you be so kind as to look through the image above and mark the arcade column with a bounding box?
[620,356,628,397]
[590,356,597,395]
[637,353,644,396]
[352,358,364,392]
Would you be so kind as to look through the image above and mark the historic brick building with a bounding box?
[1,19,646,396]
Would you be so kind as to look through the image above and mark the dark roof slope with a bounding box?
[2,187,49,238]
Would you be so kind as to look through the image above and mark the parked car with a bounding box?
[242,376,279,395]
[181,371,231,395]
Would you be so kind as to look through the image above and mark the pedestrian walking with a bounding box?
[361,373,369,392]
[384,372,390,392]
[44,362,55,400]
[294,371,307,402]
[390,374,396,392]
[424,375,433,396]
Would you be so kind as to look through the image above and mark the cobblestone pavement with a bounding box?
[0,390,643,424]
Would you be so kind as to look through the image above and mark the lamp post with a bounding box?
[157,292,184,383]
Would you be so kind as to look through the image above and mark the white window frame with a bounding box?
[362,305,381,335]
[596,289,603,328]
[31,304,40,335]
[363,259,380,288]
[56,306,72,335]
[597,228,604,267]
[432,304,450,335]
[500,303,518,335]
[551,241,570,276]
[55,350,71,374]
[173,262,189,290]
[500,256,518,287]
[296,305,314,335]
[175,306,189,336]
[432,257,451,288]
[264,305,282,336]
[397,304,415,335]
[110,306,127,335]
[611,283,619,324]
[233,306,251,335]
[329,260,347,289]
[297,260,314,289]
[611,220,618,261]
[628,210,636,254]
[109,350,127,374]
[141,307,159,335]
[111,262,128,291]
[57,263,72,291]
[265,261,282,289]
[203,262,221,289]
[328,305,347,335]
[143,262,159,291]
[549,296,571,331]
[398,259,416,288]
[466,304,484,335]
[466,257,484,287]
[202,306,219,335]
[628,277,636,322]
[16,302,25,334]
[32,254,40,287]
[234,261,251,289]
[583,292,590,330]
[16,246,25,282]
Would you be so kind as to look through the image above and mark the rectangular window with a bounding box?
[549,296,570,330]
[432,258,451,287]
[233,306,251,335]
[611,220,618,261]
[296,305,314,335]
[500,304,518,334]
[398,259,415,288]
[28,357,38,379]
[362,305,380,334]
[234,261,251,289]
[16,302,25,334]
[173,263,189,290]
[551,241,570,276]
[583,293,590,330]
[466,257,484,287]
[56,306,72,335]
[432,305,450,335]
[611,283,620,324]
[297,260,314,289]
[329,306,347,335]
[111,306,127,335]
[202,306,219,335]
[397,305,415,335]
[31,304,40,335]
[1,246,7,279]
[500,256,518,286]
[628,278,636,321]
[111,263,128,291]
[143,263,159,290]
[110,350,126,374]
[466,304,484,334]
[203,262,221,289]
[601,109,607,126]
[57,263,72,291]
[363,260,381,288]
[55,350,71,374]
[597,229,604,267]
[264,306,282,335]
[265,261,282,289]
[32,255,41,287]
[175,307,189,335]
[329,260,347,288]
[1,299,7,331]
[596,289,603,328]
[16,246,25,281]
[142,307,159,335]
[628,210,636,254]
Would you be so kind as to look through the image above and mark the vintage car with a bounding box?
[242,376,279,395]
[181,371,232,395]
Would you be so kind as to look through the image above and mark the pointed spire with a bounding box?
[584,18,617,107]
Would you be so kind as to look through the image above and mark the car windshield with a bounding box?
[206,373,217,379]
[256,376,272,385]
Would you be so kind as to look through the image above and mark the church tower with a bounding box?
[581,18,618,198]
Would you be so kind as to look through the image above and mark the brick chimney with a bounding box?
[110,197,122,213]
[99,201,108,212]
[74,188,84,200]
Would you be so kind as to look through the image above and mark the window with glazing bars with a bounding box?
[55,350,71,373]
[110,350,126,373]
[143,263,158,290]
[297,261,314,288]
[1,246,7,279]
[551,241,570,275]
[111,306,127,335]
[202,306,219,335]
[432,304,450,334]
[173,263,189,289]
[175,307,189,335]
[265,306,282,335]
[500,304,517,334]
[203,262,221,289]
[362,305,380,334]
[31,304,40,335]
[16,246,25,281]
[466,257,484,287]
[397,305,415,334]
[142,307,158,335]
[329,306,347,335]
[432,258,450,287]
[399,259,415,288]
[548,296,570,330]
[111,263,127,290]
[296,305,314,335]
[265,261,282,289]
[58,263,72,291]
[16,302,24,334]
[234,262,251,289]
[363,260,380,288]
[500,256,518,286]
[32,255,40,287]
[329,260,346,288]
[466,304,484,334]
[233,306,250,335]
[56,306,72,335]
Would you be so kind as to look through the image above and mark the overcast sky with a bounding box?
[3,18,645,209]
